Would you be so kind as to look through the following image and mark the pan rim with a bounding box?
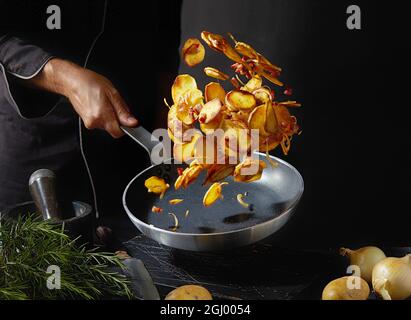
[122,152,304,237]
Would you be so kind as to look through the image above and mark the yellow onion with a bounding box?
[372,254,411,300]
[339,246,386,283]
[322,276,370,300]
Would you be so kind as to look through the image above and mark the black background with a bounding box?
[179,0,411,248]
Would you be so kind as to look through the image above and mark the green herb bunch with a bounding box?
[0,215,133,300]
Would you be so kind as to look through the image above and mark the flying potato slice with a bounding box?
[184,88,203,106]
[223,127,251,160]
[193,136,223,165]
[274,104,299,135]
[205,82,226,103]
[201,32,242,63]
[172,74,197,104]
[252,87,272,104]
[201,31,226,53]
[198,98,222,124]
[167,128,176,143]
[203,182,228,207]
[220,119,250,160]
[176,102,196,125]
[200,31,212,47]
[265,100,278,134]
[260,70,283,87]
[175,163,204,189]
[182,38,205,67]
[176,88,203,125]
[225,90,256,111]
[173,131,203,163]
[169,199,184,205]
[221,118,248,131]
[229,110,251,123]
[204,164,235,185]
[235,42,259,59]
[278,100,302,108]
[258,54,282,72]
[168,104,194,142]
[168,105,184,141]
[204,67,229,81]
[200,114,223,132]
[242,76,262,93]
[233,158,266,183]
[223,45,242,63]
[144,176,170,199]
[248,104,270,137]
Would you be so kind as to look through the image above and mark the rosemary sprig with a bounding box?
[0,214,133,300]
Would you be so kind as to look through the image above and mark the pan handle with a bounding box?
[121,126,162,164]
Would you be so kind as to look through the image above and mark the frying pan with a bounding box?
[122,126,304,251]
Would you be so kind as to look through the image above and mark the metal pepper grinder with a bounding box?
[29,169,62,220]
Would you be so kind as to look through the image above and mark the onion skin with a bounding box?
[322,276,370,300]
[340,246,386,283]
[372,254,411,300]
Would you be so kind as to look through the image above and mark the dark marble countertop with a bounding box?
[100,215,411,300]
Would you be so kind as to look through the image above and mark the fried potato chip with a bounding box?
[169,199,184,205]
[175,163,204,189]
[223,45,242,63]
[219,119,250,160]
[265,101,278,134]
[176,88,203,125]
[277,100,302,108]
[204,164,235,185]
[221,118,249,131]
[204,67,229,81]
[144,176,170,198]
[260,70,283,87]
[201,31,226,53]
[274,104,298,135]
[183,88,203,106]
[234,42,259,59]
[258,54,282,72]
[248,104,270,137]
[233,158,266,183]
[229,110,251,123]
[252,87,272,105]
[225,90,256,111]
[198,98,222,124]
[205,82,226,103]
[258,135,281,152]
[173,130,203,163]
[200,114,223,132]
[203,182,228,207]
[176,102,196,126]
[172,74,197,104]
[168,104,193,142]
[182,38,205,67]
[241,76,262,93]
[223,127,251,159]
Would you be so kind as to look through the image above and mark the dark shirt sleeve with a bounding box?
[0,34,59,119]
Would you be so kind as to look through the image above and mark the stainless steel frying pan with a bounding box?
[122,126,304,251]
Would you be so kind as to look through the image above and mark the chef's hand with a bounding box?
[29,58,138,138]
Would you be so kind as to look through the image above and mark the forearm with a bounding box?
[1,36,137,137]
[27,58,82,98]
